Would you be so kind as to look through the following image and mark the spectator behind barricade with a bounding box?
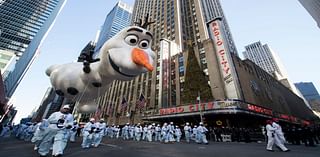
[215,127,222,142]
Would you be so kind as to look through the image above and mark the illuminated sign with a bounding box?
[247,104,273,116]
[159,101,240,115]
[208,19,239,99]
[159,39,171,107]
[275,113,298,123]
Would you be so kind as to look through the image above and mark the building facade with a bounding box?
[242,41,309,107]
[0,72,7,116]
[32,87,65,122]
[94,0,243,125]
[0,49,16,74]
[94,1,133,53]
[299,0,320,28]
[0,0,67,98]
[88,0,316,126]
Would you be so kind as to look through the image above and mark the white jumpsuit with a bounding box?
[38,112,73,156]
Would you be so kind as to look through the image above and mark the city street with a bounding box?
[0,137,319,157]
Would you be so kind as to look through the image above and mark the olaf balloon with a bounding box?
[46,20,155,113]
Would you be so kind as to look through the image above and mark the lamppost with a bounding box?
[198,91,203,123]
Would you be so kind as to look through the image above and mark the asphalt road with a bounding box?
[0,137,319,157]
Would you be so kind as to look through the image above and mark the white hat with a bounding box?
[100,118,104,121]
[62,105,70,109]
[170,122,173,124]
[199,122,203,125]
[186,122,189,125]
[90,118,95,121]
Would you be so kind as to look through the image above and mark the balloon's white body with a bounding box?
[46,26,155,113]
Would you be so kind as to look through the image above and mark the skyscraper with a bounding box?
[0,0,67,98]
[243,41,310,108]
[200,0,238,55]
[94,1,133,53]
[73,1,133,121]
[299,0,320,28]
[295,82,320,112]
[94,0,315,126]
[243,41,286,78]
[295,82,320,101]
[96,0,241,124]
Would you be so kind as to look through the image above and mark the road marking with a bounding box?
[100,143,122,149]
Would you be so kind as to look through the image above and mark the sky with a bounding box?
[11,0,320,123]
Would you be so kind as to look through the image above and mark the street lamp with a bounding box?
[197,91,203,123]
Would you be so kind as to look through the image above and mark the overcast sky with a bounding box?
[11,0,320,123]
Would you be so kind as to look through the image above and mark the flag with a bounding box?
[108,104,114,116]
[94,105,102,120]
[136,93,146,110]
[120,97,128,112]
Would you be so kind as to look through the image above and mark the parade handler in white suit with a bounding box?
[38,105,74,157]
[272,118,286,144]
[31,119,49,151]
[266,120,289,152]
[196,122,208,144]
[81,118,96,149]
[69,120,79,142]
[184,122,192,143]
[93,119,106,147]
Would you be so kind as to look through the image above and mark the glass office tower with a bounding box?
[94,1,133,53]
[0,0,67,97]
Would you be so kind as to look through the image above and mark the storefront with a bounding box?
[144,100,311,127]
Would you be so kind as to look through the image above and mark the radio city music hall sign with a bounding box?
[159,101,240,115]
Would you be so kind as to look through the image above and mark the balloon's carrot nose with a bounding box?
[132,48,153,71]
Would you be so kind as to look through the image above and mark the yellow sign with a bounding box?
[216,120,223,126]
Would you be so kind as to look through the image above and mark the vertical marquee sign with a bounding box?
[159,39,171,108]
[208,18,240,99]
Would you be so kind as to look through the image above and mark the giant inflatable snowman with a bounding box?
[46,23,155,113]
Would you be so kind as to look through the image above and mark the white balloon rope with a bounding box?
[74,81,90,103]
